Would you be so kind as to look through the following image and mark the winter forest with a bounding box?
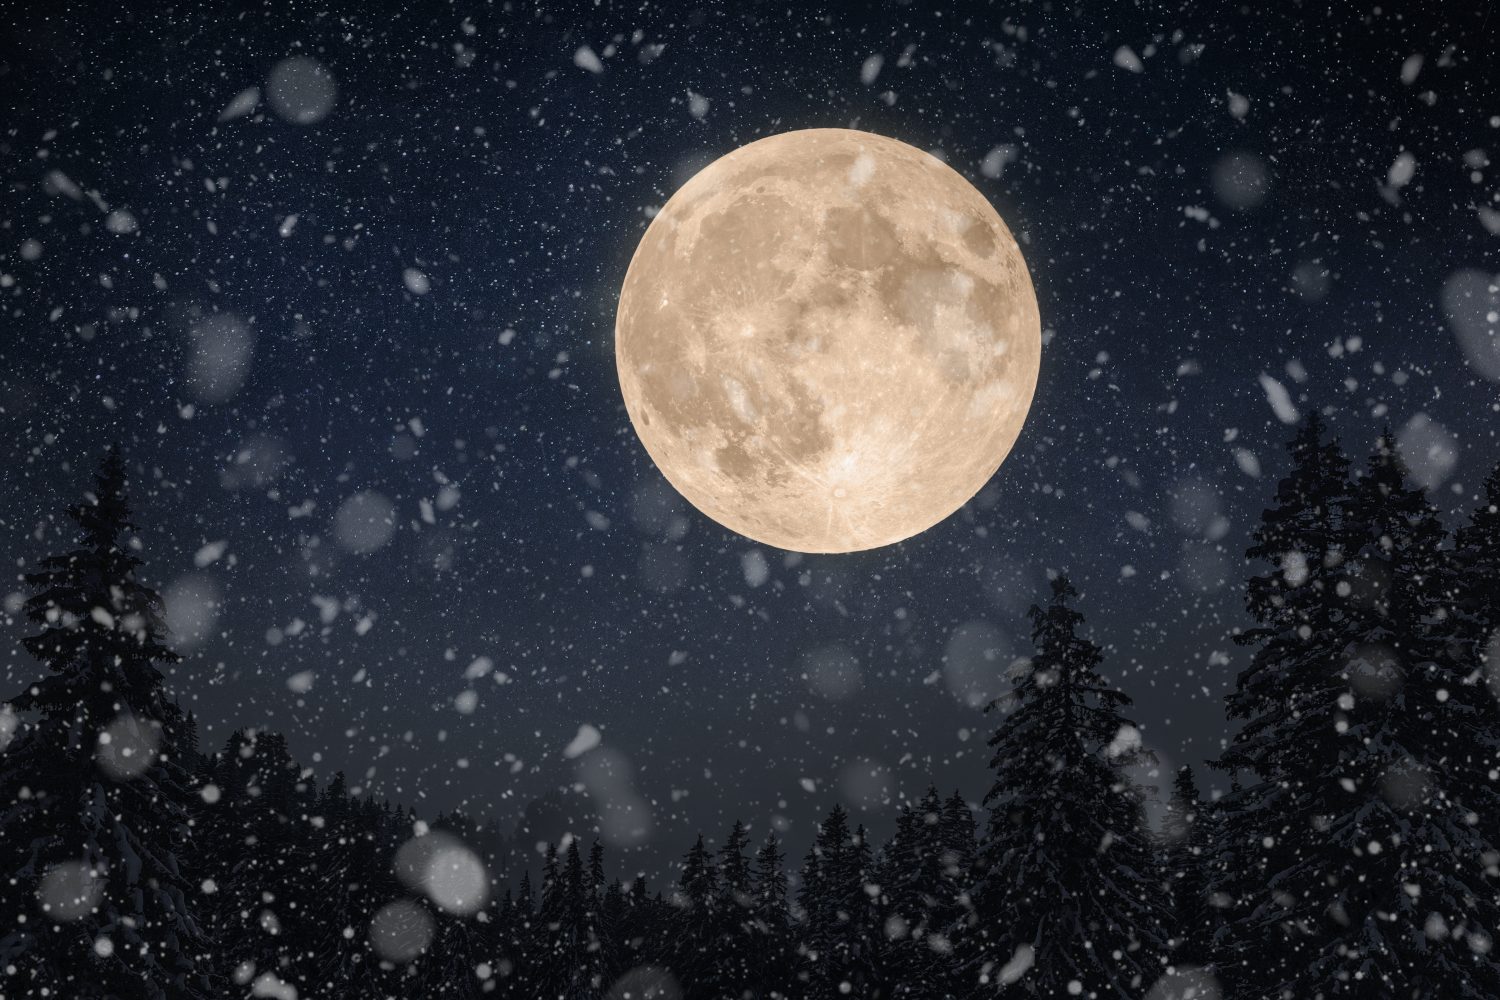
[5,415,1500,998]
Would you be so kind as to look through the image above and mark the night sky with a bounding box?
[3,1,1497,879]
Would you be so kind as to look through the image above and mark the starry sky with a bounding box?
[2,1,1498,878]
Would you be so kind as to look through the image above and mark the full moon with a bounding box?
[616,128,1041,553]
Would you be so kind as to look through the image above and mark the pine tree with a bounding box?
[179,708,201,770]
[750,832,792,998]
[540,843,561,922]
[536,838,600,998]
[797,805,878,998]
[1210,412,1356,993]
[1451,460,1500,832]
[1332,433,1498,994]
[752,835,787,915]
[719,819,753,907]
[1454,461,1500,642]
[935,790,975,939]
[501,870,536,994]
[673,833,719,993]
[679,833,719,914]
[530,842,571,999]
[1161,766,1211,967]
[871,791,955,998]
[302,771,373,989]
[587,840,606,900]
[563,839,587,927]
[969,574,1168,997]
[200,728,329,992]
[598,876,629,988]
[1217,422,1500,997]
[404,812,499,1000]
[873,800,923,953]
[714,819,755,996]
[0,448,210,998]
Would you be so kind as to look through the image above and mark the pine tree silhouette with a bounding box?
[0,448,210,998]
[969,574,1169,997]
[935,790,975,939]
[797,804,878,998]
[673,832,719,993]
[1161,765,1212,967]
[714,819,755,994]
[201,728,331,993]
[1211,412,1355,994]
[1452,459,1500,836]
[1217,419,1500,997]
[871,787,968,997]
[301,770,388,991]
[749,831,792,997]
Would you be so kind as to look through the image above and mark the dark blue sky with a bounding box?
[3,1,1497,878]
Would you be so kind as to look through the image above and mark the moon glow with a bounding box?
[615,128,1041,553]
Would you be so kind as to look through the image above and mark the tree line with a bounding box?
[2,414,1499,998]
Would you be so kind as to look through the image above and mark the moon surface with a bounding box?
[615,128,1041,553]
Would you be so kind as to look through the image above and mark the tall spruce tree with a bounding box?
[530,842,569,999]
[714,819,755,995]
[1161,766,1212,967]
[936,790,975,941]
[0,448,210,998]
[674,833,719,993]
[1454,461,1500,645]
[200,728,326,992]
[750,832,792,998]
[797,804,878,998]
[970,574,1168,998]
[871,788,966,997]
[719,819,753,908]
[1452,460,1500,833]
[502,869,537,994]
[872,798,925,994]
[302,771,391,992]
[1217,420,1500,997]
[1211,412,1355,993]
[556,838,601,997]
[408,812,501,1000]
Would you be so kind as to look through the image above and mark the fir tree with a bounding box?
[679,833,719,913]
[970,574,1168,997]
[530,842,573,999]
[719,819,753,907]
[798,805,878,998]
[872,791,953,998]
[1161,766,1211,967]
[673,833,719,993]
[873,800,923,943]
[749,832,792,997]
[752,835,788,914]
[0,448,210,998]
[1210,412,1356,993]
[1455,462,1500,630]
[587,840,606,900]
[1217,422,1500,997]
[598,876,629,988]
[303,771,388,991]
[200,728,327,992]
[501,870,536,994]
[936,790,975,938]
[540,838,600,998]
[1451,460,1500,833]
[714,819,755,997]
